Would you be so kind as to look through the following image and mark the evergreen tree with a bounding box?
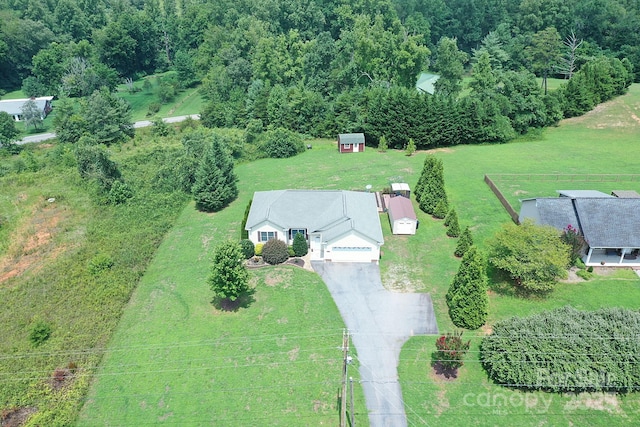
[446,246,488,329]
[208,240,249,304]
[405,138,416,156]
[433,199,448,219]
[192,135,238,212]
[378,135,388,152]
[455,226,473,257]
[0,112,19,149]
[446,208,460,237]
[292,232,308,257]
[417,155,447,215]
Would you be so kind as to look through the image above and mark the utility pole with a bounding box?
[340,329,349,427]
[349,376,355,427]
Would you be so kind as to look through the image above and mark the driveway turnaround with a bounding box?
[313,262,438,427]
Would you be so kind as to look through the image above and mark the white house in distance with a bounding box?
[245,190,384,263]
[0,96,54,121]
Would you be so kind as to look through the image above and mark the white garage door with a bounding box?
[327,246,374,262]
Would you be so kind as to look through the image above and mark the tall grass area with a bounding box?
[0,133,189,424]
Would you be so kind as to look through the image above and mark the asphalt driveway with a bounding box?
[313,262,438,427]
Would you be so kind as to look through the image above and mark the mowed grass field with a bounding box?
[81,84,640,426]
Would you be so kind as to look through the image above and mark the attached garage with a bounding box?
[388,196,417,235]
[325,232,380,263]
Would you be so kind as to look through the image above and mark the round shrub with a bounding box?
[261,128,305,158]
[240,239,255,259]
[261,238,289,265]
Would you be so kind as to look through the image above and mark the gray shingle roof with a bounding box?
[520,197,640,248]
[246,190,384,244]
[574,198,640,247]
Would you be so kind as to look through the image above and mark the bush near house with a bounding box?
[481,306,640,393]
[261,238,289,265]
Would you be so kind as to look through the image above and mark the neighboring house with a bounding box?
[519,191,640,267]
[338,133,365,153]
[388,195,417,235]
[0,96,53,121]
[245,190,384,263]
[416,72,440,95]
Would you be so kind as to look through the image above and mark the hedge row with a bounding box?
[480,306,640,393]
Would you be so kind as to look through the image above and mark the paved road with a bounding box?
[18,114,201,145]
[313,262,438,427]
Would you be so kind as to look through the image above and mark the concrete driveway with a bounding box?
[313,262,438,427]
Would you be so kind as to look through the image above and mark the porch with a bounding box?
[584,248,640,268]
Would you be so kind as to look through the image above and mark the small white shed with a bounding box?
[388,196,417,235]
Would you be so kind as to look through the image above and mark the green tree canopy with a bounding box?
[192,135,239,212]
[446,246,489,329]
[21,99,43,130]
[208,240,249,304]
[488,220,570,294]
[433,36,467,97]
[0,111,19,148]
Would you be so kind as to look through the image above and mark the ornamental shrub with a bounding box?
[446,246,488,329]
[30,321,52,347]
[255,243,264,256]
[261,127,305,158]
[454,226,473,257]
[481,306,640,393]
[240,239,255,259]
[433,199,448,219]
[292,232,308,257]
[261,238,289,265]
[446,209,460,237]
[434,331,470,371]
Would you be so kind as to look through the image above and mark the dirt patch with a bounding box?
[563,392,620,413]
[288,345,300,361]
[431,362,460,381]
[264,268,293,287]
[1,407,37,427]
[422,147,454,154]
[0,200,70,285]
[382,264,419,292]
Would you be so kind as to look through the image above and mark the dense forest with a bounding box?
[1,0,638,147]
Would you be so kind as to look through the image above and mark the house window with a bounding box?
[289,229,306,240]
[343,143,351,149]
[259,231,277,242]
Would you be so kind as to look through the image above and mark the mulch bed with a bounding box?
[246,257,305,268]
[1,407,37,427]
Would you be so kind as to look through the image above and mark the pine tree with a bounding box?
[192,135,238,212]
[446,247,488,329]
[405,138,416,156]
[417,155,447,215]
[455,226,473,257]
[292,232,308,257]
[378,135,388,152]
[433,199,449,219]
[446,208,460,237]
[208,240,249,304]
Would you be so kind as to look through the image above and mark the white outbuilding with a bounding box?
[388,196,417,235]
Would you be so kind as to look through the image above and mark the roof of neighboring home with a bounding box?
[338,133,365,145]
[0,96,53,116]
[416,72,440,94]
[388,196,417,221]
[574,198,640,248]
[246,190,384,244]
[611,190,640,198]
[557,190,613,198]
[520,197,640,248]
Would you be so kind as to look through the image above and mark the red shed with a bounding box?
[338,133,365,153]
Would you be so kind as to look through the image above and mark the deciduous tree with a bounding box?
[208,240,249,304]
[488,220,570,293]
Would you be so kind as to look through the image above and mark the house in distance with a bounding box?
[0,96,53,121]
[338,133,365,153]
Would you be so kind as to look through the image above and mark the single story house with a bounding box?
[519,192,640,267]
[338,133,365,153]
[245,190,384,263]
[0,96,53,121]
[388,195,417,235]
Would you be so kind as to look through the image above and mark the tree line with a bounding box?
[0,0,637,149]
